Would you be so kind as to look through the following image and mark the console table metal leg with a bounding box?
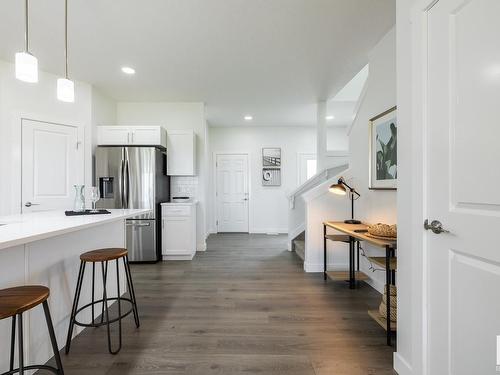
[357,240,360,271]
[385,245,391,346]
[323,224,327,281]
[349,237,355,289]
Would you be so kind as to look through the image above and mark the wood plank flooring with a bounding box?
[54,234,396,375]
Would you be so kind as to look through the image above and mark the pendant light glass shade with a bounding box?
[57,78,74,102]
[15,52,38,83]
[57,0,74,103]
[16,0,38,83]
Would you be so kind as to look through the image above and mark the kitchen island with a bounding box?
[0,209,150,370]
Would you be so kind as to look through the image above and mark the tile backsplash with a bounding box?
[170,176,198,199]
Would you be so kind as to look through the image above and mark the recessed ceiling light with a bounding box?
[121,66,135,75]
[244,115,253,121]
[326,115,335,120]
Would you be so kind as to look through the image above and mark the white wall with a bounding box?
[116,102,208,250]
[346,27,397,289]
[0,60,97,215]
[326,125,349,151]
[208,126,316,234]
[395,0,423,374]
[302,28,396,290]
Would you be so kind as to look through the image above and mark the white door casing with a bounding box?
[22,119,83,212]
[216,154,249,232]
[426,1,500,374]
[297,153,317,185]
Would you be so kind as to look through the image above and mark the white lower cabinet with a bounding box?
[161,202,197,260]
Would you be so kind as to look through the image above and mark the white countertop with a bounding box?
[0,209,151,250]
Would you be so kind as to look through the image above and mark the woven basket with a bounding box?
[384,284,397,296]
[379,301,397,322]
[382,293,397,308]
[379,284,397,322]
[368,223,397,238]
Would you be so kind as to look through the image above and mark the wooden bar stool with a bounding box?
[0,285,64,375]
[65,248,139,355]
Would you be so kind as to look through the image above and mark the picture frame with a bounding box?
[368,106,397,190]
[262,148,281,168]
[262,148,281,186]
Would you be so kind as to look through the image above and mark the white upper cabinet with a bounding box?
[97,126,167,148]
[167,130,196,176]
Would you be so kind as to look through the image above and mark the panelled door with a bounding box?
[426,1,500,373]
[22,119,82,212]
[216,154,249,232]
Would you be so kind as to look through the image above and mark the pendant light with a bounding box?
[15,0,38,83]
[57,0,74,102]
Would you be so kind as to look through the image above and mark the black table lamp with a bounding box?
[329,177,361,224]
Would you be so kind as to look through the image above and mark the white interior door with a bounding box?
[22,119,83,213]
[297,153,317,185]
[216,154,249,232]
[426,1,500,373]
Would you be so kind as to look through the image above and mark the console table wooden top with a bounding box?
[323,221,397,248]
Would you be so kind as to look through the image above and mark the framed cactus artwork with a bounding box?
[369,106,397,190]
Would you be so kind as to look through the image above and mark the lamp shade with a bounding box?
[15,52,38,83]
[329,183,347,195]
[57,78,75,102]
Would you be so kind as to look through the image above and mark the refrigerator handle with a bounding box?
[119,157,125,208]
[124,148,130,209]
[125,158,130,209]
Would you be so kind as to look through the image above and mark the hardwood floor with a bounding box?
[56,234,396,375]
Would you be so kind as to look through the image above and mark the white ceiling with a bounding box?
[0,0,395,127]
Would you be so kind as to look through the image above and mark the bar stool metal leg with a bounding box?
[18,314,24,375]
[9,316,16,372]
[123,256,140,327]
[101,261,122,354]
[43,301,65,374]
[100,260,108,324]
[65,261,85,354]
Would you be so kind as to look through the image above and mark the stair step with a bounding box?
[293,239,305,261]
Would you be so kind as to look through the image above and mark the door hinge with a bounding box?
[216,220,218,226]
[76,141,82,149]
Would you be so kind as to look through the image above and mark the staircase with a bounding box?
[292,231,305,261]
[287,164,348,269]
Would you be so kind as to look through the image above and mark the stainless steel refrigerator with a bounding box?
[95,146,170,262]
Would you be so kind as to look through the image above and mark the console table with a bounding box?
[323,221,397,346]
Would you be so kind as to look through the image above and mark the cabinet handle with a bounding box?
[127,132,130,143]
[131,132,135,143]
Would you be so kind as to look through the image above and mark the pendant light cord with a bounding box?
[64,0,68,79]
[24,0,29,52]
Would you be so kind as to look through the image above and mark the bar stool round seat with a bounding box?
[66,248,140,355]
[0,286,64,375]
[80,248,128,262]
[0,286,49,319]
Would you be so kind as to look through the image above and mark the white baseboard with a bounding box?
[162,253,195,261]
[363,273,385,294]
[197,241,207,252]
[303,262,384,294]
[394,352,412,375]
[250,228,288,234]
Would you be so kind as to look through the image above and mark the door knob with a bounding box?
[243,198,248,201]
[424,219,449,234]
[24,201,40,207]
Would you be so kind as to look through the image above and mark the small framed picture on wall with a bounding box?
[262,148,281,186]
[368,106,397,190]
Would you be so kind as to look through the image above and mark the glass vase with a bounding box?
[73,184,85,212]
